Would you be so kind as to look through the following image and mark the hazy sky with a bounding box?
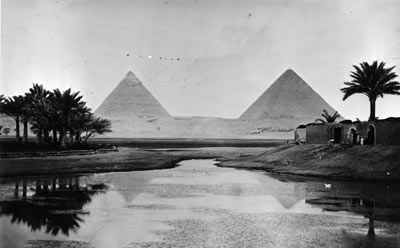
[2,0,400,120]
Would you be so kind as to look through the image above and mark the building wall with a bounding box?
[338,124,354,145]
[376,121,400,146]
[306,122,369,145]
[305,120,400,146]
[349,121,400,146]
[338,123,371,145]
[306,124,329,144]
[295,128,306,143]
[328,122,374,145]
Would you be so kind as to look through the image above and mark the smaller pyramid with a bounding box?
[240,69,339,120]
[95,71,170,118]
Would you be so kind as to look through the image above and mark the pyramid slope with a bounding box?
[240,69,339,120]
[95,71,170,118]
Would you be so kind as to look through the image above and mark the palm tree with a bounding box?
[49,89,86,146]
[70,107,92,143]
[315,109,340,124]
[25,84,51,143]
[2,96,25,142]
[341,61,400,121]
[2,86,112,145]
[82,116,112,142]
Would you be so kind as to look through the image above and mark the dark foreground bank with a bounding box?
[217,144,400,182]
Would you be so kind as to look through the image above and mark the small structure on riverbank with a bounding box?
[303,117,400,146]
[294,124,306,144]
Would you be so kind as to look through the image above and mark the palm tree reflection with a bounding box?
[0,177,107,236]
[306,197,400,239]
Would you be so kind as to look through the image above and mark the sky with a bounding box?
[1,0,400,120]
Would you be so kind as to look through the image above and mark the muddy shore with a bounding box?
[217,144,400,182]
[0,147,266,178]
[1,144,399,182]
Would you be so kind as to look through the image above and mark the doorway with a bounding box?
[351,129,358,145]
[333,127,342,144]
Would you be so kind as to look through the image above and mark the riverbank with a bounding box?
[217,144,400,182]
[90,137,285,148]
[0,138,283,158]
[0,148,119,158]
[0,147,267,178]
[1,143,399,182]
[0,140,118,158]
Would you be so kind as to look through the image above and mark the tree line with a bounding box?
[0,84,111,145]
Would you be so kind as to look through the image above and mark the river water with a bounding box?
[0,159,399,248]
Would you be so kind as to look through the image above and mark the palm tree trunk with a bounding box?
[75,132,81,143]
[15,116,21,143]
[369,99,376,121]
[69,130,74,144]
[60,130,67,147]
[22,179,27,200]
[59,130,64,145]
[368,201,376,239]
[23,121,28,144]
[14,181,19,198]
[52,129,57,143]
[43,130,50,143]
[37,129,43,144]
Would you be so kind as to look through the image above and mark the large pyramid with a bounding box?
[240,69,339,120]
[94,69,339,139]
[95,71,170,118]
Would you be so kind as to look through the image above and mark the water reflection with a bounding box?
[0,176,107,236]
[0,160,399,247]
[306,197,400,239]
[260,171,400,241]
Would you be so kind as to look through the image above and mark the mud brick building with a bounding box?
[302,118,400,146]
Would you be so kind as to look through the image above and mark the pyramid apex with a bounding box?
[121,70,142,86]
[283,68,297,75]
[125,71,135,78]
[278,69,303,82]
